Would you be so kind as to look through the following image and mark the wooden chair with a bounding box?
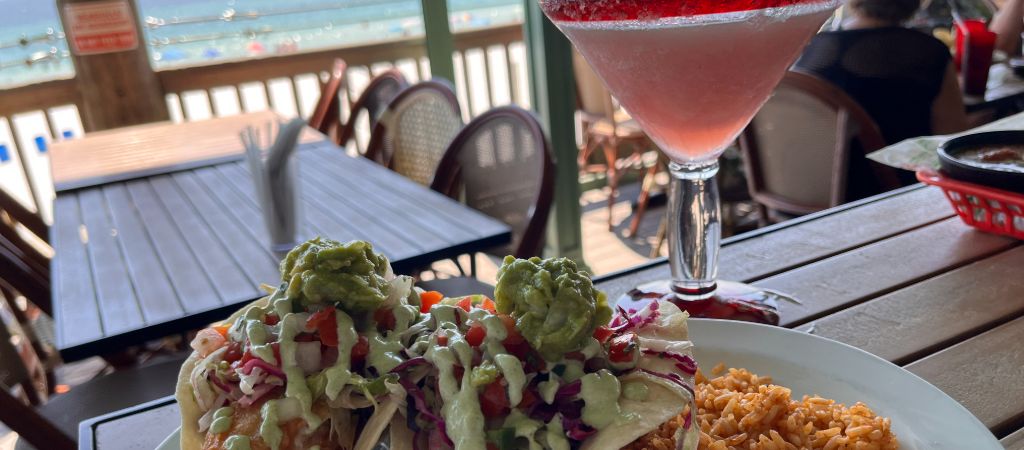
[1,189,58,388]
[365,80,464,186]
[573,51,654,230]
[421,106,555,297]
[307,58,348,142]
[738,71,901,222]
[0,308,185,450]
[337,69,410,153]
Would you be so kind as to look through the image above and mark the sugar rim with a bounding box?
[553,0,841,30]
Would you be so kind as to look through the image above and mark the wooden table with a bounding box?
[49,111,325,191]
[77,184,1024,449]
[51,138,511,362]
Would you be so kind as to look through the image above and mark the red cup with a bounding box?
[955,20,996,96]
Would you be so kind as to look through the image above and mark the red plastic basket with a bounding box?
[917,171,1024,240]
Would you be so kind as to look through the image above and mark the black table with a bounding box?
[51,140,511,362]
[78,185,1024,449]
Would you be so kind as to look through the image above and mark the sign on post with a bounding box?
[64,0,139,55]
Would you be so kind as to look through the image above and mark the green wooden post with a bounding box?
[522,1,585,263]
[420,0,456,83]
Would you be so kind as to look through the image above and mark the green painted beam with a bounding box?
[420,0,456,83]
[522,1,586,263]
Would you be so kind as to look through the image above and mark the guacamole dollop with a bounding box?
[280,238,390,312]
[493,256,612,361]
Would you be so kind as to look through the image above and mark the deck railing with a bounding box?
[0,22,528,219]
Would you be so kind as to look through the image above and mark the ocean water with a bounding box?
[0,0,523,88]
[0,0,524,222]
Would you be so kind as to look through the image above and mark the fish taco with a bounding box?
[177,238,699,449]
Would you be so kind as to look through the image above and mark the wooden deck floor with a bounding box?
[428,180,672,284]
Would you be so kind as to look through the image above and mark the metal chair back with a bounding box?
[337,69,410,152]
[739,70,899,217]
[431,106,554,258]
[366,80,464,186]
[307,58,348,141]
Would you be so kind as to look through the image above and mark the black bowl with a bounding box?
[938,131,1024,193]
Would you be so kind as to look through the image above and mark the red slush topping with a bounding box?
[541,0,819,21]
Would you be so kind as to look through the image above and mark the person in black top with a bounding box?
[796,0,967,144]
[794,0,967,196]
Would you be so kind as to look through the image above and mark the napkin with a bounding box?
[867,111,1024,171]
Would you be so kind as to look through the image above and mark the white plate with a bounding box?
[689,319,1000,449]
[156,428,179,450]
[157,319,1000,449]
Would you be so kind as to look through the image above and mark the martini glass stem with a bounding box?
[668,160,721,300]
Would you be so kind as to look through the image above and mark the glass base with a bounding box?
[619,280,787,325]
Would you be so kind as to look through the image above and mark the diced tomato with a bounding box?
[479,298,496,313]
[466,323,486,347]
[294,333,316,342]
[420,291,444,313]
[318,320,339,347]
[480,380,510,418]
[212,324,231,338]
[374,308,396,331]
[487,444,499,450]
[609,332,638,363]
[272,342,281,362]
[350,336,369,363]
[504,339,531,360]
[436,334,449,346]
[592,326,614,343]
[223,341,243,363]
[239,350,255,366]
[497,314,523,345]
[456,296,497,313]
[307,307,339,347]
[264,313,280,326]
[517,387,538,410]
[454,366,465,380]
[307,307,336,329]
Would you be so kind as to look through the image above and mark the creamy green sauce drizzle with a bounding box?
[494,353,526,406]
[426,332,486,449]
[324,310,356,400]
[503,409,543,450]
[538,372,560,405]
[580,370,624,430]
[544,415,570,450]
[259,399,282,450]
[277,313,322,429]
[622,380,650,401]
[367,331,404,374]
[223,435,251,450]
[209,406,234,434]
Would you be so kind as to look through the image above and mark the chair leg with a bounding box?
[603,143,620,231]
[628,161,659,238]
[0,387,75,450]
[650,214,669,259]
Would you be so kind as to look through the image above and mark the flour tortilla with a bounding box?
[176,297,271,449]
[581,302,697,450]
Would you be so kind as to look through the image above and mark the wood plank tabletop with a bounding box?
[78,184,1024,448]
[51,140,511,362]
[49,111,326,191]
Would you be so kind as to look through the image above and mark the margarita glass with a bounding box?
[541,0,840,322]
